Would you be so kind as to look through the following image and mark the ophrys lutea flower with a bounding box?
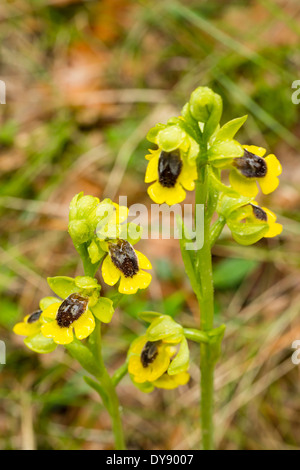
[41,294,95,345]
[128,315,190,392]
[145,148,198,205]
[230,145,282,198]
[145,119,198,205]
[13,297,59,353]
[101,239,152,295]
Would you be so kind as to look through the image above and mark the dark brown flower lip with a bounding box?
[140,340,161,368]
[56,294,89,328]
[250,204,268,222]
[27,309,42,324]
[234,149,267,178]
[109,239,139,278]
[158,149,183,188]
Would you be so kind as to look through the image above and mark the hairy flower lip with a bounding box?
[27,309,42,324]
[250,204,268,222]
[158,149,183,188]
[234,149,267,178]
[141,340,161,368]
[109,239,139,278]
[56,294,89,328]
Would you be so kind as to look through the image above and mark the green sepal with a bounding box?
[90,298,114,324]
[87,240,106,264]
[75,276,99,290]
[131,376,154,393]
[24,332,57,354]
[168,337,189,376]
[208,140,243,168]
[217,193,253,219]
[156,124,186,152]
[39,296,60,310]
[47,276,101,301]
[146,316,183,343]
[47,276,79,299]
[146,123,165,143]
[138,311,163,323]
[227,219,269,246]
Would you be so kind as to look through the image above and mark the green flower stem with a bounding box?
[90,320,126,450]
[73,247,126,450]
[195,142,219,450]
[112,362,128,387]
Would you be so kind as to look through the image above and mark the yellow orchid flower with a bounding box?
[230,145,282,197]
[128,318,190,391]
[101,239,152,295]
[250,203,283,238]
[41,294,95,345]
[145,148,197,205]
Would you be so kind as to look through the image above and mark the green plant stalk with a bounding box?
[72,250,126,450]
[196,149,216,450]
[91,321,126,450]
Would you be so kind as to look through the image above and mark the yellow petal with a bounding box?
[148,181,186,205]
[243,145,266,157]
[259,173,279,194]
[102,255,120,286]
[112,203,129,224]
[73,310,95,340]
[145,153,159,183]
[42,302,61,321]
[119,275,139,294]
[13,321,39,337]
[145,148,157,161]
[229,169,258,198]
[135,250,152,270]
[41,321,74,345]
[265,154,282,176]
[153,371,190,389]
[263,208,283,238]
[119,270,152,295]
[178,161,197,191]
[147,182,168,204]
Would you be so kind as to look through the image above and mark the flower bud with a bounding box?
[68,192,100,246]
[68,220,91,245]
[189,87,222,122]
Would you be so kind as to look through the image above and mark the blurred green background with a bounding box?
[0,0,300,450]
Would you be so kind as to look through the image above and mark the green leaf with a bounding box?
[213,258,259,290]
[24,333,57,354]
[214,115,247,142]
[168,337,189,375]
[90,298,114,323]
[47,276,78,299]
